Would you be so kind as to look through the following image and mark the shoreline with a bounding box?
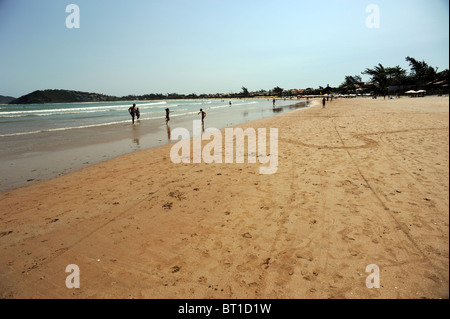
[0,99,310,193]
[0,96,448,299]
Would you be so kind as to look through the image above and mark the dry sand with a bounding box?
[0,96,448,299]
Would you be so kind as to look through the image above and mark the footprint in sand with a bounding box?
[170,266,181,273]
[0,231,13,237]
[169,191,186,201]
[262,258,271,269]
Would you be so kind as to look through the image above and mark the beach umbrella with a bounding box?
[416,90,426,93]
[405,90,417,94]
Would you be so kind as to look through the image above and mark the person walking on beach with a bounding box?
[128,104,137,124]
[322,97,326,109]
[165,108,173,124]
[273,99,276,107]
[198,108,206,124]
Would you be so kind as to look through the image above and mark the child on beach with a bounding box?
[136,107,140,120]
[198,109,206,124]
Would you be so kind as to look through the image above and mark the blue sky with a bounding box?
[0,0,449,97]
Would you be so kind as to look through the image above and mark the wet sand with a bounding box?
[0,96,448,299]
[0,99,307,192]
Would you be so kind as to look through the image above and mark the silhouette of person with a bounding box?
[198,108,206,124]
[128,104,137,124]
[322,97,326,108]
[165,108,173,124]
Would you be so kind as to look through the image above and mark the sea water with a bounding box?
[0,98,308,192]
[0,99,303,137]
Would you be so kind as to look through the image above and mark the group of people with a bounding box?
[128,104,207,125]
[129,96,331,124]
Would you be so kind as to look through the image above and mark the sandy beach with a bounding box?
[0,96,448,299]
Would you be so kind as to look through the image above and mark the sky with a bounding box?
[0,0,449,98]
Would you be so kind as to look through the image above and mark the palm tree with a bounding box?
[362,63,388,96]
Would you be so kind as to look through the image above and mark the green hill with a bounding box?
[0,95,16,104]
[9,89,121,104]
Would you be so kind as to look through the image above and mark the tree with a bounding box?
[362,63,388,95]
[384,66,407,86]
[437,69,449,82]
[405,56,437,85]
[344,75,362,85]
[273,86,284,97]
[340,75,362,93]
[241,86,249,98]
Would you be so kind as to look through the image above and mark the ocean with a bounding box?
[0,98,308,192]
[0,99,306,137]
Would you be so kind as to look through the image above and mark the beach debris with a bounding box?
[241,232,253,239]
[162,202,173,210]
[424,198,431,202]
[395,190,402,193]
